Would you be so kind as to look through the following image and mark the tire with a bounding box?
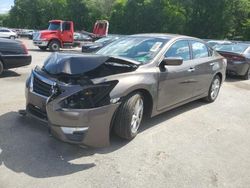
[113,93,144,140]
[243,68,250,80]
[49,40,60,52]
[39,46,47,51]
[0,60,4,76]
[10,36,15,40]
[204,75,221,103]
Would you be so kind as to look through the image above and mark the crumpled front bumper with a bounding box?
[25,71,120,147]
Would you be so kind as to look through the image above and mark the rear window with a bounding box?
[191,41,209,59]
[215,44,249,54]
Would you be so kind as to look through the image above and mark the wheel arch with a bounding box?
[215,72,223,83]
[110,88,154,133]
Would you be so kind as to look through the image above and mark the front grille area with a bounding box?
[27,104,47,120]
[33,76,52,97]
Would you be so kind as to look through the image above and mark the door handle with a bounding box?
[210,62,215,66]
[188,67,195,72]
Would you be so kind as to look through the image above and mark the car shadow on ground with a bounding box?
[0,100,205,178]
[0,70,21,78]
[28,49,49,53]
[225,75,244,82]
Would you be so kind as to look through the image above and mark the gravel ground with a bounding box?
[0,39,250,188]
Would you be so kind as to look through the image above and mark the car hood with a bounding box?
[40,30,58,35]
[43,53,139,76]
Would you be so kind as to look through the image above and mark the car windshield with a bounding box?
[48,22,61,31]
[96,37,167,64]
[215,44,249,54]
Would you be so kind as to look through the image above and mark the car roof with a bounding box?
[0,38,20,44]
[217,42,250,47]
[130,33,200,41]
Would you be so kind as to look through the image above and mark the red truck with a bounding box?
[33,20,109,51]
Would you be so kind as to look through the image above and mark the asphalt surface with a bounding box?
[0,39,250,188]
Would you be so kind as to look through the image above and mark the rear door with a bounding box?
[189,40,216,96]
[157,40,197,111]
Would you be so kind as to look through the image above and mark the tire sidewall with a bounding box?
[49,41,60,52]
[114,92,144,140]
[0,61,4,75]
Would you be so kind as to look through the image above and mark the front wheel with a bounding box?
[49,40,60,52]
[204,75,221,103]
[113,93,144,140]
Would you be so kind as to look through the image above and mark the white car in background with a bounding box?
[0,28,17,39]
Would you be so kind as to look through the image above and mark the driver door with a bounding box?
[157,40,197,111]
[61,22,73,43]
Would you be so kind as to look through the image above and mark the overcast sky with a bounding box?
[0,0,14,14]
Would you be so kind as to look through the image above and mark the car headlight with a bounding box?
[62,80,118,109]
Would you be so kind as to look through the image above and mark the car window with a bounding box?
[63,22,71,31]
[165,40,191,61]
[191,41,209,59]
[0,29,10,32]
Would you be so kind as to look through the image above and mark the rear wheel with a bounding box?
[113,93,144,140]
[49,40,60,52]
[204,75,221,103]
[39,46,47,51]
[10,36,15,40]
[0,60,4,75]
[243,68,250,80]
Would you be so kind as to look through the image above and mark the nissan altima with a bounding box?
[22,34,227,147]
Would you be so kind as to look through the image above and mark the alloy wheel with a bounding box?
[130,97,144,134]
[210,78,220,100]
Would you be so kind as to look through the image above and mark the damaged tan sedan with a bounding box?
[22,34,227,147]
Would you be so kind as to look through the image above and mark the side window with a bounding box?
[191,41,209,59]
[63,22,71,31]
[165,40,191,61]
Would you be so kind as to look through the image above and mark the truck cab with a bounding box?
[33,20,74,51]
[33,20,109,51]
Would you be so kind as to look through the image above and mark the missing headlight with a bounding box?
[62,80,118,109]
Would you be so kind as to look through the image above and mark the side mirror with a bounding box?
[160,57,183,67]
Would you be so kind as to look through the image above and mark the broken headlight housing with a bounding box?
[62,80,119,109]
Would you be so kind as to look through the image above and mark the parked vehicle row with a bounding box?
[1,31,250,148]
[0,28,18,40]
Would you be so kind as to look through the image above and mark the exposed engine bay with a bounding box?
[31,53,139,110]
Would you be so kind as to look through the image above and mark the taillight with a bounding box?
[21,42,28,54]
